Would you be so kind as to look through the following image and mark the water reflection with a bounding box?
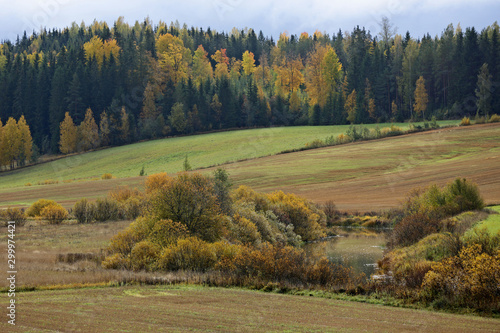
[304,229,388,277]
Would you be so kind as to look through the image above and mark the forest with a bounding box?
[0,17,498,157]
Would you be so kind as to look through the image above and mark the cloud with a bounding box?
[2,0,500,42]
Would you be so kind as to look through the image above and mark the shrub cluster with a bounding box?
[0,208,27,226]
[389,178,484,248]
[102,172,361,290]
[40,203,69,224]
[73,186,144,223]
[422,244,500,311]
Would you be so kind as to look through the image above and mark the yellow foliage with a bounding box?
[422,244,500,310]
[40,203,69,224]
[26,199,58,217]
[144,172,170,194]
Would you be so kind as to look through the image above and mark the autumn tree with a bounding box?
[274,55,304,96]
[345,90,358,124]
[475,63,492,118]
[83,36,121,69]
[254,54,272,89]
[2,118,19,168]
[17,115,33,166]
[306,45,342,108]
[78,108,99,151]
[156,33,191,84]
[212,49,230,79]
[242,51,256,76]
[99,111,111,147]
[0,117,32,168]
[119,106,131,143]
[59,112,78,154]
[413,76,429,120]
[191,45,213,86]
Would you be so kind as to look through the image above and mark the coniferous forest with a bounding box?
[0,18,499,158]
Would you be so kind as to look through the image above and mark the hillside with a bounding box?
[2,121,499,211]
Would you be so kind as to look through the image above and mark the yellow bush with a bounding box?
[40,203,69,224]
[101,173,113,180]
[149,219,190,248]
[336,133,352,144]
[459,117,470,126]
[101,253,129,270]
[231,214,261,245]
[108,186,142,202]
[267,190,326,241]
[489,114,500,123]
[27,199,58,217]
[130,240,160,271]
[144,172,170,194]
[422,244,500,310]
[158,237,217,271]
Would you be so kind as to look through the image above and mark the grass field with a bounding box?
[0,121,456,191]
[3,285,500,332]
[472,205,500,234]
[3,122,497,211]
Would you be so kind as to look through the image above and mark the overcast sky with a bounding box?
[1,0,499,42]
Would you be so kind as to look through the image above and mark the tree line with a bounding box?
[0,17,499,156]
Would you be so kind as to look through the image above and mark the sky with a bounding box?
[1,0,499,43]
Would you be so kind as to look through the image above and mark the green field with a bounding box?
[0,121,457,191]
[473,205,500,234]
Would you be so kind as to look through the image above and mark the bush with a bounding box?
[130,240,161,271]
[26,199,58,217]
[93,197,121,222]
[40,203,69,224]
[474,116,486,124]
[230,214,261,245]
[144,172,170,194]
[304,139,325,149]
[459,117,470,126]
[101,173,113,180]
[1,208,27,226]
[159,237,217,272]
[336,133,351,144]
[267,190,326,241]
[73,198,95,224]
[147,172,224,242]
[489,114,500,123]
[422,244,500,311]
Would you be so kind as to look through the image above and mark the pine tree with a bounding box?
[475,63,492,118]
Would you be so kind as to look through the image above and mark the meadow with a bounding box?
[0,121,456,191]
[2,121,499,212]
